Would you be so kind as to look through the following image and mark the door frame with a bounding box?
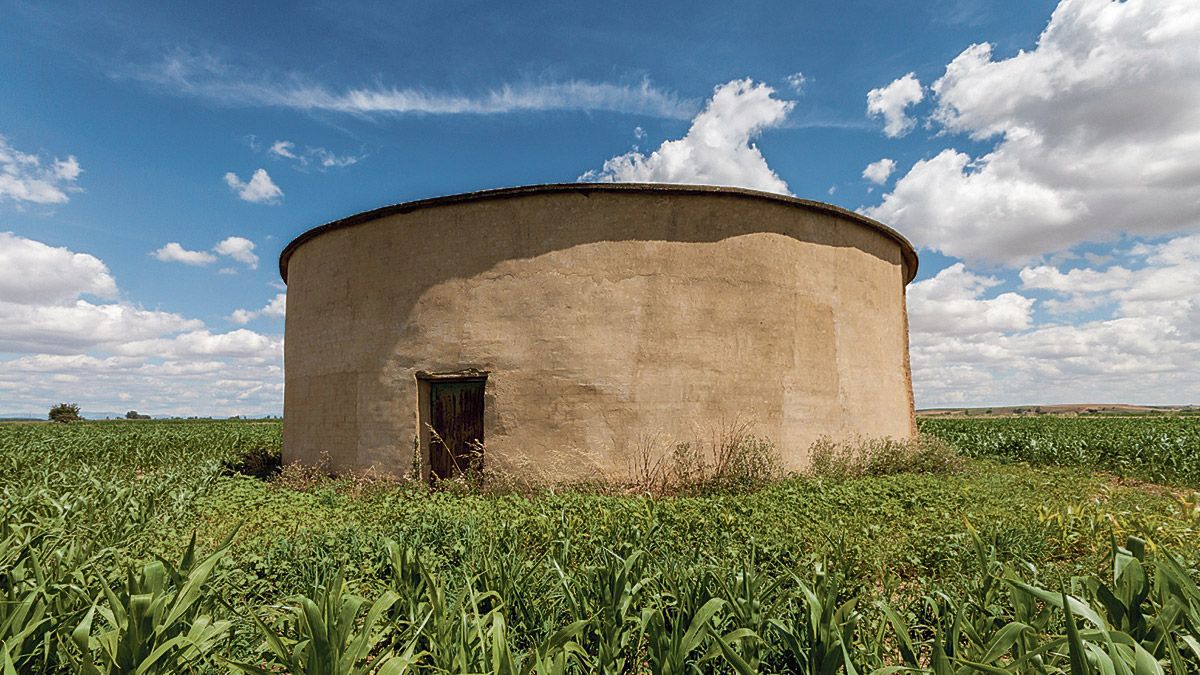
[415,369,488,481]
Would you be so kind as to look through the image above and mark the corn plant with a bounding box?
[873,532,1200,673]
[712,547,785,670]
[471,528,551,635]
[478,610,591,675]
[69,533,232,674]
[0,536,51,669]
[553,546,649,673]
[4,419,1200,672]
[229,572,409,675]
[920,416,1200,486]
[640,595,731,675]
[383,540,429,643]
[769,563,864,674]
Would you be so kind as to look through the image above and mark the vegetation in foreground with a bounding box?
[1,417,1199,672]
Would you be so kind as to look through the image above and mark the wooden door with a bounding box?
[428,379,485,480]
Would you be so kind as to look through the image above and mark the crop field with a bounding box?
[3,418,1200,673]
[918,416,1200,487]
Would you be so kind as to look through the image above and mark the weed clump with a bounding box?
[808,434,964,480]
[623,421,783,495]
[221,444,282,479]
[270,451,410,498]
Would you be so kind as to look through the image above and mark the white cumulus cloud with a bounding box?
[862,158,897,184]
[0,232,116,304]
[1021,235,1200,325]
[152,242,217,266]
[866,0,1200,264]
[0,233,282,416]
[580,79,794,194]
[228,292,286,324]
[908,263,1034,337]
[866,73,924,137]
[261,292,286,318]
[214,236,259,268]
[0,136,83,205]
[115,328,281,360]
[1,233,201,354]
[152,236,259,269]
[908,233,1200,406]
[224,168,283,204]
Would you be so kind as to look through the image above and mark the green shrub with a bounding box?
[48,402,81,424]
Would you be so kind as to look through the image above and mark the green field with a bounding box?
[3,418,1200,673]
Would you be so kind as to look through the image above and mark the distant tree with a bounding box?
[49,403,82,424]
[125,410,151,420]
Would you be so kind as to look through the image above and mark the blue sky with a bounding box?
[2,0,1197,415]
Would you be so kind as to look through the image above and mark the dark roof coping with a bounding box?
[279,183,919,284]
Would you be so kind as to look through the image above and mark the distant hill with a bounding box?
[918,403,1200,417]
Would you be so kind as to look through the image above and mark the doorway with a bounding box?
[418,372,486,480]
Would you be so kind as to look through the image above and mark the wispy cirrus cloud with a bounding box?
[122,51,696,119]
[268,140,361,170]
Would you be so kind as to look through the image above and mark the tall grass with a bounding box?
[808,434,964,480]
[621,422,784,496]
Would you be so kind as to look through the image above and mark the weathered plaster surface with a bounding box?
[282,184,918,478]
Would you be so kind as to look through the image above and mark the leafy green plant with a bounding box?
[770,563,863,674]
[69,533,232,674]
[553,545,648,673]
[229,572,408,675]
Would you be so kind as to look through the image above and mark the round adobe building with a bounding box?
[280,183,918,480]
